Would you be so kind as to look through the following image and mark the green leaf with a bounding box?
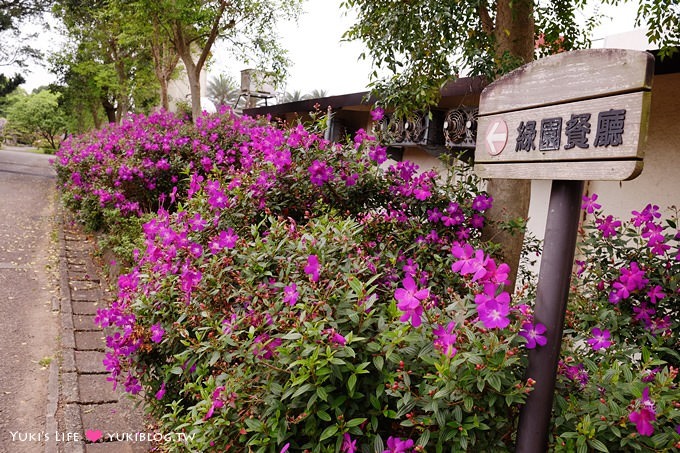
[347,374,357,396]
[373,355,384,371]
[282,332,302,340]
[292,383,314,399]
[416,429,431,447]
[346,417,367,427]
[317,410,332,422]
[487,373,502,392]
[373,434,385,453]
[316,385,329,402]
[463,396,474,412]
[588,438,609,452]
[319,424,338,441]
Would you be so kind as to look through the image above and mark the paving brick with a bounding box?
[72,301,104,315]
[75,350,107,374]
[70,279,101,290]
[67,257,87,266]
[71,288,101,301]
[80,400,147,440]
[75,331,106,351]
[78,374,118,404]
[74,314,98,330]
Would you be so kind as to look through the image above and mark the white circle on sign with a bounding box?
[485,119,508,156]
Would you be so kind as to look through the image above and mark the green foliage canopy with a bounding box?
[6,89,67,149]
[341,0,679,115]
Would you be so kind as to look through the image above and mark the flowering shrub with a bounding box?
[551,198,680,451]
[57,108,680,451]
[84,108,543,452]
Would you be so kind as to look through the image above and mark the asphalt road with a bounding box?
[0,147,60,451]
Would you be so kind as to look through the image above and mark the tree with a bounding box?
[0,0,50,96]
[52,0,159,124]
[207,73,240,107]
[0,73,24,97]
[6,89,68,149]
[307,88,328,99]
[281,89,307,103]
[128,0,304,122]
[341,0,679,287]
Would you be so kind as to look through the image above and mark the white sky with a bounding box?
[9,0,644,95]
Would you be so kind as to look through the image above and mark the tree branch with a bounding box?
[196,0,228,75]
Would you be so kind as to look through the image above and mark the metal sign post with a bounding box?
[515,179,583,452]
[472,49,653,451]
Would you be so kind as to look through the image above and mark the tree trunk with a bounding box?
[159,78,169,111]
[90,103,102,129]
[187,66,202,122]
[481,0,535,290]
[102,98,116,124]
[172,22,203,122]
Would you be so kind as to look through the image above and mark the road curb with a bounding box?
[49,204,85,453]
[50,205,150,452]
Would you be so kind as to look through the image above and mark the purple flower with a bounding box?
[209,228,238,253]
[596,215,621,238]
[451,243,488,281]
[629,387,656,436]
[561,362,589,388]
[472,194,493,211]
[369,144,387,163]
[587,327,612,350]
[155,382,166,400]
[370,107,385,121]
[253,334,282,360]
[341,433,357,453]
[519,322,547,349]
[641,367,660,383]
[280,443,290,453]
[477,298,511,329]
[631,204,661,227]
[304,255,320,282]
[384,436,414,453]
[123,373,142,394]
[179,265,202,298]
[206,180,229,209]
[150,323,165,343]
[581,193,601,213]
[204,386,225,420]
[394,275,429,327]
[283,283,299,306]
[330,332,346,345]
[433,321,458,357]
[647,285,665,304]
[308,160,334,186]
[188,213,206,232]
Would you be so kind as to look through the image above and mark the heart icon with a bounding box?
[85,429,103,442]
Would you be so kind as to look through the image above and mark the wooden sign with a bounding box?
[474,49,654,180]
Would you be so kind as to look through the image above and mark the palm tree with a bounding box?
[307,89,328,99]
[281,89,307,103]
[280,89,329,103]
[207,74,240,108]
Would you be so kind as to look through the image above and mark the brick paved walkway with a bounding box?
[52,215,150,453]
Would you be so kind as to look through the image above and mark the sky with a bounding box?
[8,0,644,95]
